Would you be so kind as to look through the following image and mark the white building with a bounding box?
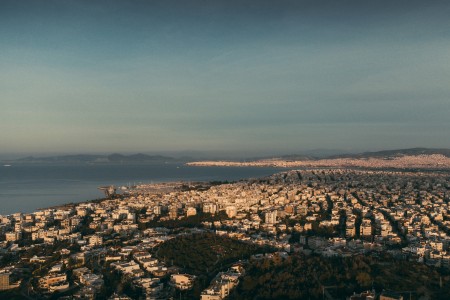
[170,274,196,290]
[226,206,237,218]
[89,235,103,247]
[265,211,277,225]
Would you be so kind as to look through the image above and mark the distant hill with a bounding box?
[106,153,174,162]
[15,153,175,164]
[328,148,450,159]
[17,154,104,163]
[278,154,318,161]
[256,148,450,162]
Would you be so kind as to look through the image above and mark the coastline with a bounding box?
[0,164,285,215]
[187,154,450,169]
[3,157,450,216]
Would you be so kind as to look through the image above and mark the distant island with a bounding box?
[188,148,450,169]
[8,153,176,164]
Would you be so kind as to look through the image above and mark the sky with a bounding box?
[1,0,450,157]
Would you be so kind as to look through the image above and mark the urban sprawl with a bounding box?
[1,168,450,299]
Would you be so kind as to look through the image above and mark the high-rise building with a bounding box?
[360,219,372,237]
[169,206,178,220]
[265,211,277,224]
[154,205,162,215]
[0,272,10,291]
[203,203,218,214]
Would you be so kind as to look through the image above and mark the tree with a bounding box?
[356,272,372,287]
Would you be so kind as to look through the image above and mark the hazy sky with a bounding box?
[1,0,450,156]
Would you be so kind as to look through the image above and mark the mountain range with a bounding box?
[3,148,450,164]
[13,153,175,164]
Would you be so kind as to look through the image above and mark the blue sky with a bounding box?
[1,0,450,156]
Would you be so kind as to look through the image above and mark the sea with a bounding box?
[0,163,285,215]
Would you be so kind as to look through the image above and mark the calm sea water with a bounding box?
[0,163,284,215]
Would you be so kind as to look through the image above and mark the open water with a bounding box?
[0,163,284,215]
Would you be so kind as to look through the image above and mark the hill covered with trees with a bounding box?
[229,252,450,300]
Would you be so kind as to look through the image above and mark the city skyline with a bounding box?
[2,0,450,156]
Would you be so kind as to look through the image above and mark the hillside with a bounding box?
[328,147,450,159]
[248,148,450,163]
[187,148,450,169]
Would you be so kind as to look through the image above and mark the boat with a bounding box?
[3,164,11,167]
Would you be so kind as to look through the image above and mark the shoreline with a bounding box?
[187,154,450,170]
[2,180,218,216]
[0,163,285,216]
[4,166,450,217]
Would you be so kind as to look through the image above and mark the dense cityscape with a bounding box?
[1,167,450,299]
[188,154,450,169]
